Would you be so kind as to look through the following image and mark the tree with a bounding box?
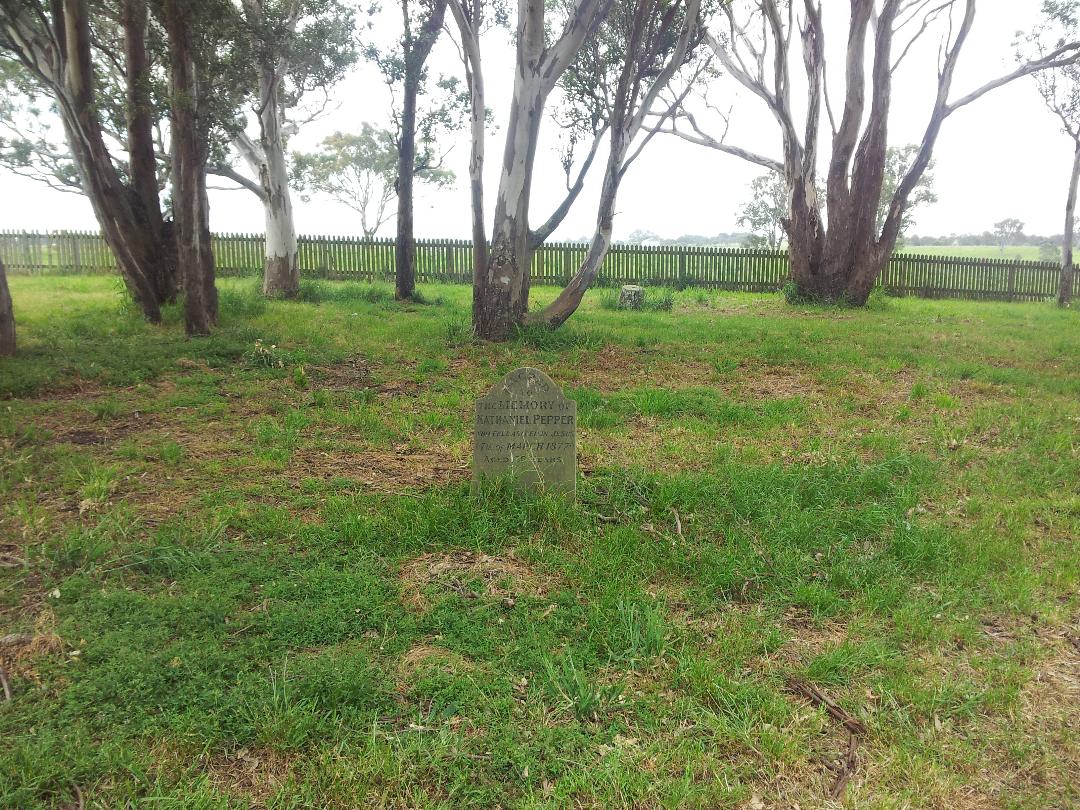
[446,0,507,289]
[292,126,453,238]
[459,0,613,339]
[531,0,704,328]
[157,0,247,335]
[1025,0,1080,306]
[657,1,1080,305]
[876,146,938,243]
[0,257,13,357]
[217,0,357,298]
[366,0,462,300]
[0,0,177,321]
[994,218,1025,251]
[738,173,787,248]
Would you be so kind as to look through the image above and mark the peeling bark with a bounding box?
[0,258,14,357]
[256,74,300,298]
[164,0,218,335]
[1062,140,1080,307]
[237,0,300,298]
[472,0,613,340]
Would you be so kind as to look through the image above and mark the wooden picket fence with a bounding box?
[1,229,1075,302]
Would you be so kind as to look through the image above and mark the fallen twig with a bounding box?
[828,733,858,800]
[671,508,684,541]
[0,665,11,701]
[786,677,868,736]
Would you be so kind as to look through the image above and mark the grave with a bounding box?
[473,367,577,494]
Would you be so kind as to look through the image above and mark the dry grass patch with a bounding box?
[288,447,468,492]
[0,609,65,684]
[734,364,821,402]
[397,643,475,685]
[399,549,551,612]
[202,747,297,808]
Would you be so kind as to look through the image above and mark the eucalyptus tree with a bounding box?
[217,0,356,298]
[366,0,467,299]
[657,0,1080,305]
[293,125,454,238]
[739,173,789,248]
[449,0,606,330]
[455,0,613,339]
[1025,0,1080,306]
[0,0,176,321]
[156,0,248,334]
[531,0,704,328]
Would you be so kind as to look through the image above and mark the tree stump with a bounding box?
[618,285,644,310]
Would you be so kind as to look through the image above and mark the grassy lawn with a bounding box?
[1,275,1078,809]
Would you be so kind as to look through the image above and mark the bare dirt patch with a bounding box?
[308,356,373,392]
[399,549,551,612]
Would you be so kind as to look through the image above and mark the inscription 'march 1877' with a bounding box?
[473,367,577,495]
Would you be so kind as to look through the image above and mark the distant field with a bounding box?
[898,245,1047,261]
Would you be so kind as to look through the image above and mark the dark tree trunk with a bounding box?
[165,0,217,336]
[395,75,419,301]
[0,258,14,357]
[1061,140,1080,308]
[122,0,177,303]
[393,0,447,301]
[38,0,172,322]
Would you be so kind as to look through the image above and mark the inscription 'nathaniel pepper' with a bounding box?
[472,367,577,495]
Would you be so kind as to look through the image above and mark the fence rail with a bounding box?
[2,229,1076,303]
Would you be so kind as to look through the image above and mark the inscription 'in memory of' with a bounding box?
[473,367,577,494]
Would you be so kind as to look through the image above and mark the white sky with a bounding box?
[0,0,1072,241]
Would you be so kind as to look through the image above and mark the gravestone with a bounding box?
[618,284,644,310]
[474,367,577,495]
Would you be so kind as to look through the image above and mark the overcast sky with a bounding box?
[0,0,1072,241]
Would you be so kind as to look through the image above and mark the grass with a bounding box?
[1,275,1078,808]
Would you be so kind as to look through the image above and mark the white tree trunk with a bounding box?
[1061,140,1080,307]
[256,68,300,297]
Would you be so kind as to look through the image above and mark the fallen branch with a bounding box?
[0,633,33,647]
[828,733,858,800]
[786,677,868,736]
[0,665,11,701]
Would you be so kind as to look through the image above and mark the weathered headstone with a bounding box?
[474,367,577,494]
[618,284,644,310]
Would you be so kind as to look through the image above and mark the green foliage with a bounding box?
[292,126,454,237]
[739,173,789,249]
[876,145,939,238]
